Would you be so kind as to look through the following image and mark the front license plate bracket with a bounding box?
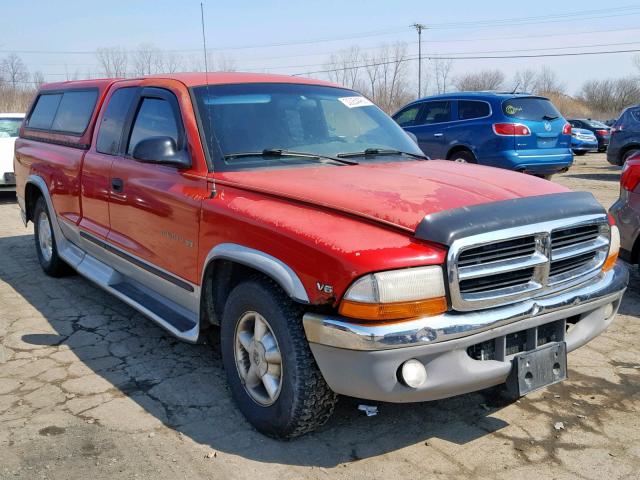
[506,342,567,397]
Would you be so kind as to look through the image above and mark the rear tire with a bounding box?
[33,197,72,277]
[220,278,337,438]
[448,149,476,164]
[573,151,587,156]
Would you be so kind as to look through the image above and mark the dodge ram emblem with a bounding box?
[544,121,552,132]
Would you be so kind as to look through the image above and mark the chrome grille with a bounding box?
[448,215,610,311]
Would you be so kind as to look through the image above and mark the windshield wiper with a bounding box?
[542,115,559,120]
[224,149,358,166]
[336,148,429,160]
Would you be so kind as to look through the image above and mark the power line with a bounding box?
[293,48,640,76]
[242,40,640,72]
[2,6,640,56]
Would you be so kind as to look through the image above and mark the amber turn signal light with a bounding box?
[602,251,618,272]
[338,297,448,321]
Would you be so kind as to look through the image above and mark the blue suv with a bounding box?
[392,92,573,176]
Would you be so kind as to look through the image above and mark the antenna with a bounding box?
[200,2,216,181]
[510,80,520,94]
[200,2,210,82]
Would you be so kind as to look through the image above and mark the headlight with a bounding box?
[339,266,447,321]
[603,224,620,272]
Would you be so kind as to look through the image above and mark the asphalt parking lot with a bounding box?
[1,152,639,480]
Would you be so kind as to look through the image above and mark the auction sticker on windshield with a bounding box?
[339,96,374,108]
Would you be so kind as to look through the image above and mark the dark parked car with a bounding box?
[609,152,640,266]
[607,106,640,165]
[568,118,611,152]
[392,92,572,177]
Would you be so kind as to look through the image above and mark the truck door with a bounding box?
[106,87,205,286]
[80,86,138,239]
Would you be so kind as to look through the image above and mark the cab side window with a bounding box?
[96,87,137,155]
[394,105,422,127]
[422,101,451,125]
[127,97,179,156]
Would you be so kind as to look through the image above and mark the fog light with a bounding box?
[603,302,614,319]
[400,359,427,388]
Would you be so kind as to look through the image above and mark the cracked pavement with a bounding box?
[0,153,639,479]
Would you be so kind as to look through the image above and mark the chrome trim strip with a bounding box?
[458,251,547,280]
[79,230,195,292]
[303,263,628,351]
[516,154,569,158]
[551,236,608,261]
[203,243,310,303]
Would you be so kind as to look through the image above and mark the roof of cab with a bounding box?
[39,72,341,91]
[144,72,340,88]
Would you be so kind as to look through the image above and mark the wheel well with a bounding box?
[621,144,640,160]
[446,146,474,160]
[24,182,43,223]
[200,259,296,328]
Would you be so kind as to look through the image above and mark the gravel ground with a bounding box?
[0,152,639,480]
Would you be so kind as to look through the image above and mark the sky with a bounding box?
[1,0,639,95]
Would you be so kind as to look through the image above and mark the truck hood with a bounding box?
[216,160,569,233]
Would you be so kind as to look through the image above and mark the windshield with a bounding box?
[502,97,561,121]
[193,83,422,171]
[0,118,23,138]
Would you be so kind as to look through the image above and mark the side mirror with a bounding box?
[406,131,418,144]
[132,136,191,169]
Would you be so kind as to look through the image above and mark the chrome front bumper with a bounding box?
[304,263,628,402]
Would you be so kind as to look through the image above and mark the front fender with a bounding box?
[202,243,310,303]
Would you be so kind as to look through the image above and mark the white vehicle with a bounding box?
[0,113,25,190]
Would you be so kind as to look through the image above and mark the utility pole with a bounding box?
[411,23,427,98]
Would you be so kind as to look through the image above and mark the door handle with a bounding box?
[111,178,124,192]
[433,133,443,137]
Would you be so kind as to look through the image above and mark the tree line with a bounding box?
[0,44,236,112]
[321,43,640,119]
[2,43,640,120]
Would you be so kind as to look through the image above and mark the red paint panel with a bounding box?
[14,139,86,223]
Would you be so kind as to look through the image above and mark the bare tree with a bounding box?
[324,46,364,90]
[213,52,236,72]
[362,43,412,113]
[512,68,538,93]
[534,66,564,95]
[96,47,128,77]
[432,58,453,94]
[454,69,505,92]
[31,70,46,88]
[579,77,640,117]
[132,43,163,76]
[161,52,184,73]
[633,54,640,74]
[1,54,29,90]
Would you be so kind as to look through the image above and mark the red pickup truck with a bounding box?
[15,73,628,438]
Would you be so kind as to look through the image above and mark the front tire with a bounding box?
[220,278,337,438]
[33,197,71,277]
[448,149,476,164]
